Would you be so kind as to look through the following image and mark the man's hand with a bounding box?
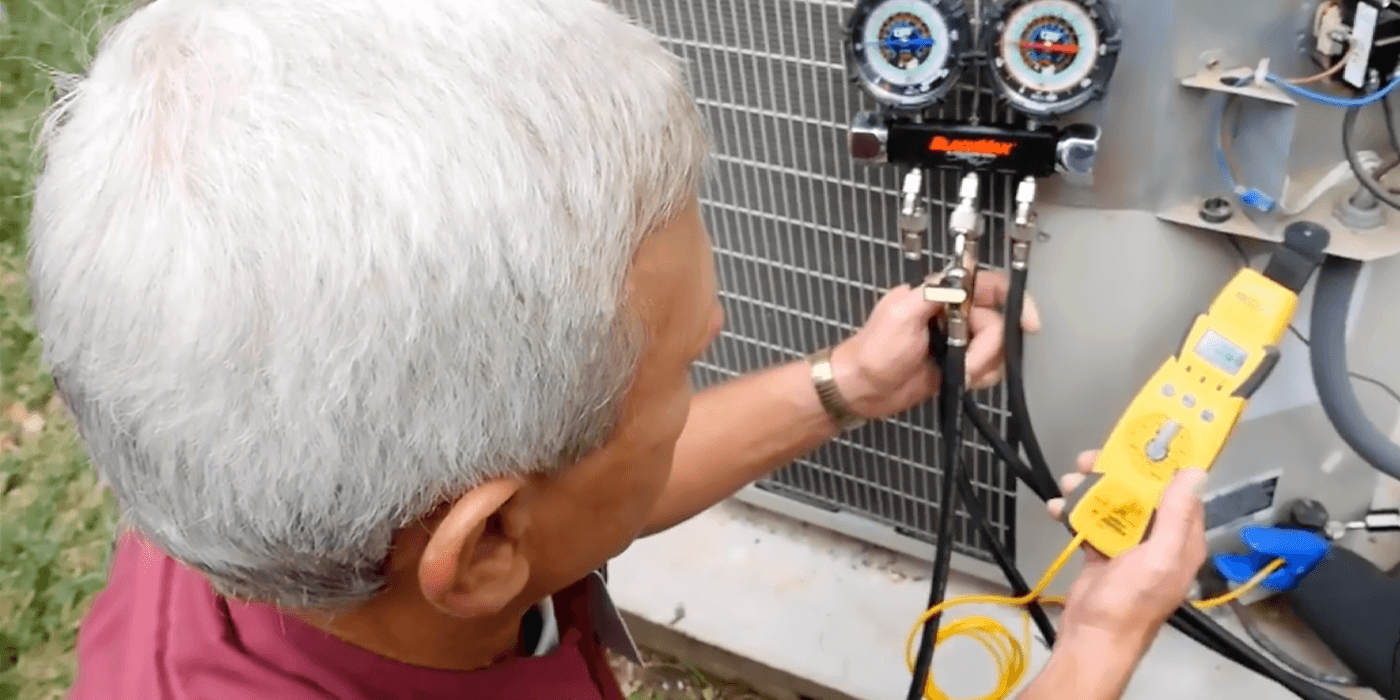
[829,271,1041,420]
[1047,451,1208,656]
[1014,453,1207,700]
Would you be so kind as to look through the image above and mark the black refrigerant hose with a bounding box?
[908,344,1062,698]
[1310,255,1400,481]
[1003,267,1061,499]
[1171,606,1353,700]
[906,337,966,700]
[950,461,1059,649]
[1286,546,1400,698]
[1002,271,1027,456]
[962,393,1055,502]
[909,273,1056,698]
[928,328,1059,651]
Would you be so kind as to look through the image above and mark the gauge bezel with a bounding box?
[980,0,1122,118]
[845,0,974,112]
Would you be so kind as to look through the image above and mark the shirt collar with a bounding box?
[529,593,561,656]
[531,570,640,664]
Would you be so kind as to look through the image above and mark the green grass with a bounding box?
[0,3,769,699]
[1,2,138,698]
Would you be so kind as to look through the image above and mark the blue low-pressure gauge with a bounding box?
[982,0,1122,118]
[846,0,973,111]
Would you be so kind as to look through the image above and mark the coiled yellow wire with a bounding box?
[903,534,1285,700]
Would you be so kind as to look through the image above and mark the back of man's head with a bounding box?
[28,0,708,611]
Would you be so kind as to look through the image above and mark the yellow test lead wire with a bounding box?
[1192,558,1285,610]
[904,533,1086,700]
[903,538,1286,700]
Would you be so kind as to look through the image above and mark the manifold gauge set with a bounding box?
[847,0,1122,116]
[845,0,1122,177]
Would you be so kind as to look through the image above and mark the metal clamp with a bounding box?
[1213,525,1331,592]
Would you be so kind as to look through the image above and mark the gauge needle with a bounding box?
[878,39,934,50]
[1020,41,1077,55]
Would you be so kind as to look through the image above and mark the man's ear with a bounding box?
[418,477,530,618]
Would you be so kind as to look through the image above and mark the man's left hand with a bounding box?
[829,271,1041,421]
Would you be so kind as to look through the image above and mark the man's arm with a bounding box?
[1016,632,1147,700]
[640,349,849,535]
[641,277,1026,536]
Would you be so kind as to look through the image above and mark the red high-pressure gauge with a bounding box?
[982,0,1122,118]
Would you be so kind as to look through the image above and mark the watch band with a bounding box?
[806,347,866,432]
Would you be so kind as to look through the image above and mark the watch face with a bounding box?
[847,0,971,111]
[984,0,1121,117]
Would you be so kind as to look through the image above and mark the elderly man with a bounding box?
[30,0,1206,699]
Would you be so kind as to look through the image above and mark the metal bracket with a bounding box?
[1162,56,1400,262]
[1180,65,1298,106]
[1158,160,1400,261]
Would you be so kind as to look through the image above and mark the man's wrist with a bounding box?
[807,344,868,430]
[826,341,876,420]
[1021,630,1146,700]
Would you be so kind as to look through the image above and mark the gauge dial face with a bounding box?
[847,0,969,110]
[985,0,1120,117]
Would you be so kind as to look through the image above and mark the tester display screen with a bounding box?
[1194,329,1248,375]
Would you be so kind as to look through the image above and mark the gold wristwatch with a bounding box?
[806,347,866,432]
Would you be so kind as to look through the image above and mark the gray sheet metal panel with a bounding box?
[1050,0,1395,212]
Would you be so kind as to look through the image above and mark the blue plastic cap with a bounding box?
[1239,188,1276,213]
[1211,525,1330,592]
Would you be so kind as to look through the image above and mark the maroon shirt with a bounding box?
[68,531,628,700]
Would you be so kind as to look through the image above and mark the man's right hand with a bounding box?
[1021,451,1208,700]
[1048,450,1208,651]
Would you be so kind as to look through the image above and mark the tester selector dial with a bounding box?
[982,0,1122,118]
[846,0,973,111]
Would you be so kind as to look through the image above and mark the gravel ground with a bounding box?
[609,650,779,700]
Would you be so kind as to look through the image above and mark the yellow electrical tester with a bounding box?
[1065,222,1330,558]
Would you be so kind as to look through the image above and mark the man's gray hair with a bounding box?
[28,0,708,610]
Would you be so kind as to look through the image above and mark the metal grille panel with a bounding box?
[609,0,1022,563]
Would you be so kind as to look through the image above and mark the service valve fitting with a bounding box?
[949,172,981,239]
[1009,176,1039,270]
[899,169,929,262]
[925,173,982,347]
